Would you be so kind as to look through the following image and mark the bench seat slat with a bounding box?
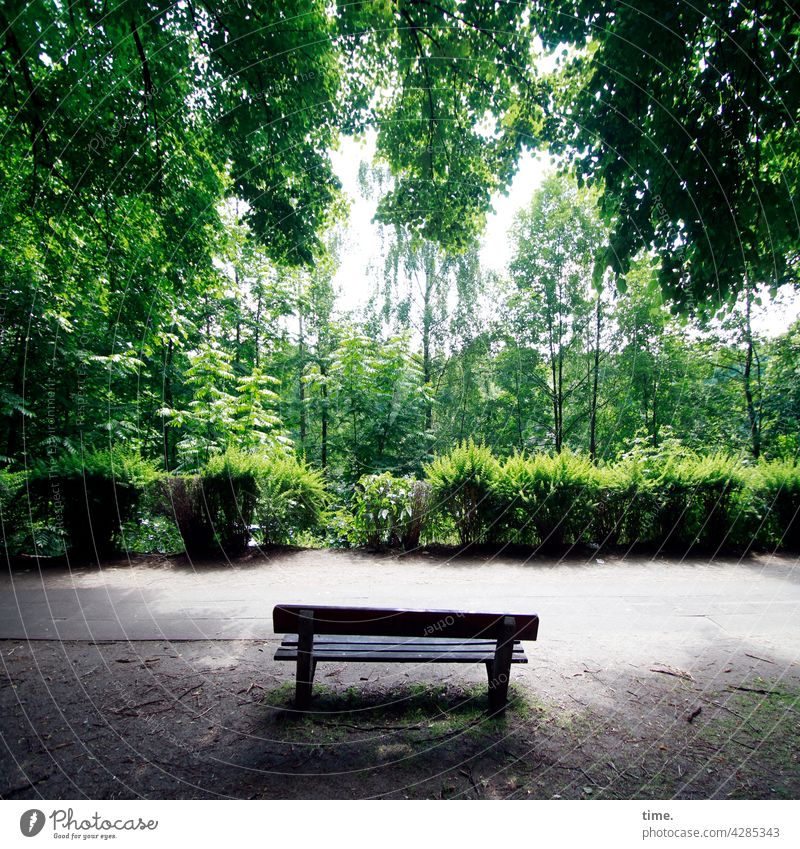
[274,647,528,664]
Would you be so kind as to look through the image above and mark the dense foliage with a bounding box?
[1,2,798,561]
[3,443,798,557]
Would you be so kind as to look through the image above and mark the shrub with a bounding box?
[493,450,598,549]
[156,455,257,557]
[0,469,28,555]
[402,478,432,550]
[29,450,159,557]
[255,453,327,545]
[752,459,800,550]
[153,475,212,555]
[200,449,262,554]
[651,452,748,551]
[592,456,665,547]
[346,473,432,550]
[120,513,185,555]
[425,440,499,545]
[157,449,329,555]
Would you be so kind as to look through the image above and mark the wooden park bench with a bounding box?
[273,604,539,715]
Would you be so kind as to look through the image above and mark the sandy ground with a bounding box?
[1,548,798,799]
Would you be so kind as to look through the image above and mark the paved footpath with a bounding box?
[1,549,798,674]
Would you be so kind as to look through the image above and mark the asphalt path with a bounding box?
[1,549,797,676]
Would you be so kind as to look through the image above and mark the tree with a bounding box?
[507,174,603,451]
[762,319,800,458]
[327,329,430,480]
[540,0,800,314]
[610,260,695,452]
[339,0,546,249]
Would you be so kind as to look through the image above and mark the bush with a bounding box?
[29,450,159,557]
[201,449,262,554]
[752,459,800,550]
[120,513,185,555]
[345,473,432,550]
[154,475,212,555]
[493,450,598,549]
[652,452,748,551]
[157,449,329,555]
[592,462,641,547]
[425,440,499,545]
[255,453,327,545]
[0,469,28,555]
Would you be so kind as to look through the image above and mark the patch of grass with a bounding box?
[258,680,538,744]
[698,678,800,798]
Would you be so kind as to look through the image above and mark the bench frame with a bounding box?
[273,605,539,716]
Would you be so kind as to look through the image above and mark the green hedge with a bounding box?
[751,460,800,551]
[26,451,159,557]
[156,448,328,555]
[6,446,798,558]
[425,440,499,545]
[0,469,28,556]
[419,445,800,553]
[256,452,327,545]
[493,450,598,549]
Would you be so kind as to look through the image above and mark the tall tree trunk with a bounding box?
[555,349,564,453]
[233,265,241,370]
[549,329,559,452]
[5,341,25,462]
[253,290,262,369]
[515,351,524,450]
[589,296,602,460]
[421,248,434,434]
[162,338,176,469]
[298,309,306,451]
[743,283,761,459]
[320,360,328,471]
[651,380,659,448]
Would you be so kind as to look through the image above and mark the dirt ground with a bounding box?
[1,549,798,800]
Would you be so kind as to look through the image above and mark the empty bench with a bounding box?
[273,605,539,715]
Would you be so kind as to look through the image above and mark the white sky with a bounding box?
[329,132,799,336]
[330,131,551,311]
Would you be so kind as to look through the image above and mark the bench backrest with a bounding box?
[273,605,539,641]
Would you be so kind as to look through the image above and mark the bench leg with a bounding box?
[295,610,315,710]
[487,616,515,717]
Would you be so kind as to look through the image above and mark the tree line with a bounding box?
[1,1,798,486]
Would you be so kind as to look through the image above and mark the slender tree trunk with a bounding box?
[321,385,328,471]
[319,357,329,471]
[589,296,602,460]
[743,284,761,459]
[515,352,524,449]
[162,338,175,469]
[298,309,306,451]
[253,290,262,369]
[5,342,25,461]
[233,265,241,369]
[422,252,434,433]
[549,328,559,452]
[555,349,564,453]
[651,380,659,448]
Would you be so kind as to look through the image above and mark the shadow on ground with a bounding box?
[1,639,797,800]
